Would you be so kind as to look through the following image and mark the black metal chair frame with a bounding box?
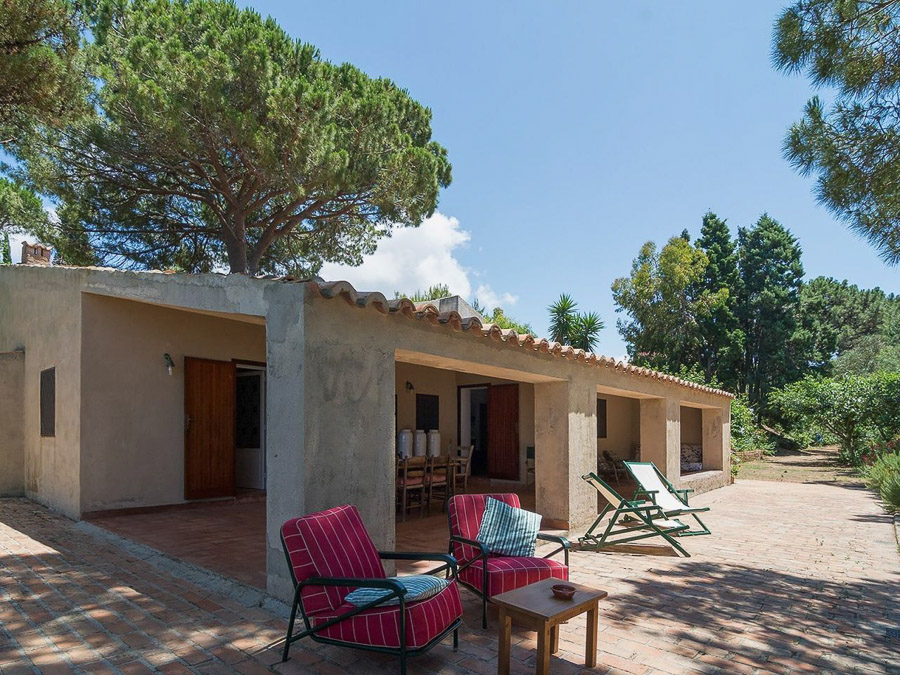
[447,527,570,629]
[280,541,461,675]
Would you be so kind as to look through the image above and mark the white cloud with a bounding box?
[319,212,516,310]
[7,232,28,264]
[473,284,517,312]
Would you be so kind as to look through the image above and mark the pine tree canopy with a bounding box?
[16,0,451,275]
[774,0,900,264]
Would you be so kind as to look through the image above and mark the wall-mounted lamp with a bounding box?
[405,380,415,393]
[164,353,175,376]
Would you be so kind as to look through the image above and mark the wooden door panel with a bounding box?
[184,357,236,499]
[487,384,519,480]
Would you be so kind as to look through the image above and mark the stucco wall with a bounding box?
[79,294,266,512]
[0,351,25,496]
[395,362,458,450]
[597,394,639,460]
[680,406,702,445]
[0,266,84,517]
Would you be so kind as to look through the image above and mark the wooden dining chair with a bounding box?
[453,445,475,494]
[396,456,427,521]
[426,455,452,513]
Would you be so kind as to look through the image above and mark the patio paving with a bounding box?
[1,478,898,673]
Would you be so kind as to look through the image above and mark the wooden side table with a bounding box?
[493,578,608,675]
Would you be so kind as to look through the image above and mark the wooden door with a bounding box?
[487,384,519,480]
[184,357,236,499]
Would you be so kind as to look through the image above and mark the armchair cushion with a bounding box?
[448,493,521,563]
[345,575,449,607]
[311,582,463,649]
[476,497,541,557]
[281,504,385,615]
[460,556,568,598]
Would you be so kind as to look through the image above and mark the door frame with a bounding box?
[457,383,491,449]
[234,362,267,490]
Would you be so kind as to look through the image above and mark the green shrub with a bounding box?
[731,396,773,454]
[863,451,900,512]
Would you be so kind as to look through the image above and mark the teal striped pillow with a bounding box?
[476,497,542,557]
[345,574,448,607]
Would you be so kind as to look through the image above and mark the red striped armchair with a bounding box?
[280,504,462,673]
[447,493,570,628]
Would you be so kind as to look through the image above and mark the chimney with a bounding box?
[20,241,52,266]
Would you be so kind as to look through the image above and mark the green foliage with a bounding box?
[773,0,900,265]
[0,178,50,235]
[694,212,743,389]
[548,294,578,344]
[737,214,806,408]
[403,284,451,302]
[730,395,773,454]
[547,294,603,351]
[799,276,890,373]
[863,451,900,512]
[612,236,727,374]
[484,307,534,336]
[1,232,10,265]
[770,373,900,465]
[17,0,451,275]
[0,0,88,144]
[833,334,900,375]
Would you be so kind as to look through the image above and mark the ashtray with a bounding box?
[551,584,576,600]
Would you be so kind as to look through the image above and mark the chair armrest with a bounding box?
[449,534,488,556]
[378,551,459,579]
[536,532,569,567]
[536,532,570,549]
[299,576,405,595]
[632,489,659,504]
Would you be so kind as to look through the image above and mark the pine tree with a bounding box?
[694,212,742,389]
[737,215,806,407]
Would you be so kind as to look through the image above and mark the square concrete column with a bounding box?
[264,285,307,601]
[265,293,398,602]
[639,397,681,480]
[533,375,597,531]
[702,406,729,471]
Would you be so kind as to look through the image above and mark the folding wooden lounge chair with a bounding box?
[580,472,691,557]
[447,493,569,629]
[624,461,711,537]
[281,504,463,674]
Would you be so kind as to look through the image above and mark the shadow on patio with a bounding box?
[600,560,899,672]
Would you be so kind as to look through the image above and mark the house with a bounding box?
[0,265,733,601]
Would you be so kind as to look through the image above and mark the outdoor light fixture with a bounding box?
[405,380,415,393]
[164,353,175,376]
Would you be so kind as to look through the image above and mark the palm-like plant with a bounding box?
[548,294,578,344]
[571,312,604,352]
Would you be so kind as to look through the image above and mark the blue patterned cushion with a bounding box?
[345,574,449,607]
[476,497,541,557]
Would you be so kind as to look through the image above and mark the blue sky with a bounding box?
[23,1,892,358]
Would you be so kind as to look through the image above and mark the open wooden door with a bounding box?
[184,357,236,499]
[487,384,519,480]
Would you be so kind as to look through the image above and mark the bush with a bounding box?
[863,451,900,512]
[731,396,773,454]
[768,374,900,465]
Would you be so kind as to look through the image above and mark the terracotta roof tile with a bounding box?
[307,280,734,399]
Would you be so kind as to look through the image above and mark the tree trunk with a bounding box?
[222,213,248,274]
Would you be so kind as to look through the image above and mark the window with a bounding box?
[40,368,56,437]
[416,394,440,432]
[597,398,607,439]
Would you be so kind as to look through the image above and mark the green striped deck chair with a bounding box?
[623,461,711,537]
[579,472,691,557]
